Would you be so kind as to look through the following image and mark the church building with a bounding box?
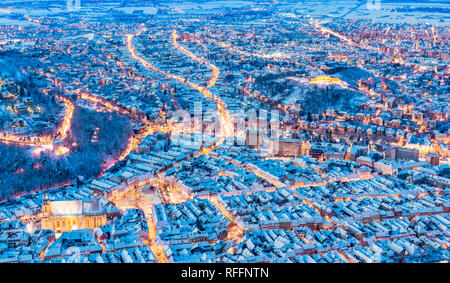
[41,194,107,234]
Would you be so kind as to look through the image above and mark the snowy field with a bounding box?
[167,1,255,10]
[291,1,450,27]
[113,7,158,15]
[0,1,448,26]
[0,18,38,27]
[0,0,450,26]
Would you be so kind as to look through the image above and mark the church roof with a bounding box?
[49,200,105,217]
[50,200,82,217]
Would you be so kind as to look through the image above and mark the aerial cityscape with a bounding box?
[0,0,448,264]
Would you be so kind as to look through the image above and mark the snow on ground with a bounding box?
[292,1,449,27]
[113,7,158,15]
[8,8,66,16]
[167,1,255,10]
[0,1,447,27]
[0,18,38,27]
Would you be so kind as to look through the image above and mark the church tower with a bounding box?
[42,193,51,218]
